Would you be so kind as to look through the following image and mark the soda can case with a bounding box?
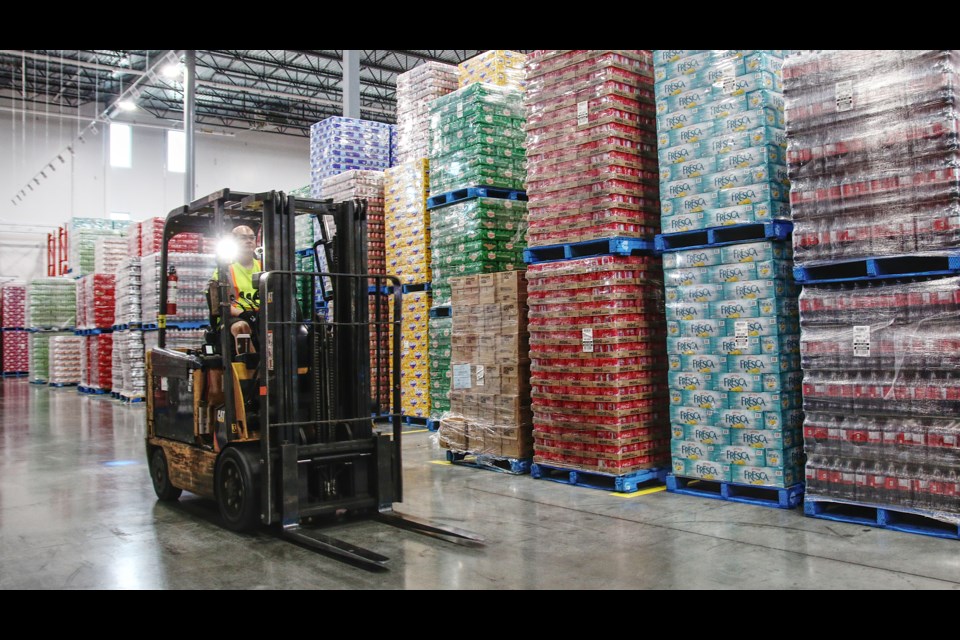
[784,50,960,267]
[716,370,804,393]
[674,458,731,482]
[668,319,725,339]
[670,406,717,427]
[1,283,26,328]
[665,283,725,303]
[730,428,802,450]
[709,297,798,320]
[673,423,732,445]
[727,391,796,412]
[672,354,727,373]
[729,464,800,488]
[671,439,718,461]
[715,444,766,467]
[664,247,724,269]
[718,408,804,431]
[727,354,799,374]
[310,116,392,199]
[673,388,727,409]
[668,370,715,389]
[707,201,791,228]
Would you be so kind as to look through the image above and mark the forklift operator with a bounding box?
[214,225,262,352]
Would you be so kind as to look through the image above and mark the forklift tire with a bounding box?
[215,446,260,532]
[149,448,182,502]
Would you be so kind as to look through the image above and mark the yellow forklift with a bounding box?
[145,189,481,569]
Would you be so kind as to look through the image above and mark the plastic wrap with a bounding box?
[384,159,431,285]
[94,237,128,275]
[438,271,532,457]
[800,275,960,519]
[49,335,82,385]
[654,50,789,236]
[67,217,128,277]
[76,274,116,330]
[429,314,453,416]
[27,278,76,329]
[664,240,802,487]
[459,50,527,93]
[429,197,527,307]
[140,252,215,325]
[2,329,28,374]
[783,50,960,265]
[309,116,391,199]
[28,331,71,382]
[111,332,122,393]
[126,220,142,257]
[321,170,386,276]
[113,257,141,326]
[114,329,146,398]
[396,62,459,165]
[527,255,671,474]
[1,283,26,328]
[399,291,431,418]
[525,50,660,246]
[428,83,527,194]
[80,333,112,390]
[143,328,205,354]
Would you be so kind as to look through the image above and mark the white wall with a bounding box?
[0,111,310,282]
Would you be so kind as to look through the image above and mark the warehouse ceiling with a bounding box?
[0,50,533,137]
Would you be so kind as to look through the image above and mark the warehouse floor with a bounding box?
[1,379,958,590]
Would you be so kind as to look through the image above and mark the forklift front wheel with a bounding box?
[149,447,182,502]
[215,447,260,532]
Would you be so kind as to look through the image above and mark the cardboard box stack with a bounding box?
[395,62,458,165]
[1,283,27,375]
[29,332,69,383]
[459,50,527,93]
[439,271,532,458]
[310,116,391,199]
[527,255,671,474]
[524,50,660,247]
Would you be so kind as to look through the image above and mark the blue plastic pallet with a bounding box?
[368,285,394,296]
[804,499,960,540]
[49,382,77,387]
[120,395,145,403]
[401,282,432,294]
[446,451,532,475]
[655,221,793,254]
[1,327,25,331]
[28,327,74,333]
[2,372,28,378]
[295,247,316,257]
[666,475,803,509]
[524,237,656,264]
[426,418,440,432]
[793,254,960,284]
[29,379,48,385]
[78,386,108,395]
[139,323,159,330]
[111,392,120,399]
[168,321,211,330]
[531,464,669,493]
[75,328,112,336]
[402,415,429,426]
[428,306,452,318]
[427,187,527,210]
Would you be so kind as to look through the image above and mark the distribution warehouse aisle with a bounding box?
[1,380,957,590]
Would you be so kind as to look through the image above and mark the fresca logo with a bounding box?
[663,80,688,95]
[719,266,744,280]
[695,463,718,476]
[690,288,712,301]
[720,304,746,316]
[717,210,743,223]
[680,409,702,423]
[677,305,699,318]
[693,357,716,370]
[704,69,725,83]
[683,198,708,212]
[708,104,730,118]
[712,137,735,152]
[694,393,716,406]
[668,182,693,197]
[726,115,753,131]
[676,59,699,74]
[666,113,688,128]
[680,127,705,143]
[725,449,752,462]
[735,284,762,298]
[733,246,760,261]
[660,50,684,62]
[680,443,705,458]
[747,321,763,333]
[667,148,690,163]
[740,358,766,370]
[723,413,751,426]
[728,152,754,167]
[723,376,748,390]
[682,161,707,177]
[692,322,715,335]
[743,469,770,483]
[679,374,700,387]
[714,173,740,189]
[670,217,694,231]
[743,432,769,446]
[688,251,709,264]
[719,339,738,352]
[731,189,758,203]
[694,428,718,442]
[741,395,768,408]
[678,93,701,108]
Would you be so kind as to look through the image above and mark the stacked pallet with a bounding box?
[459,50,527,93]
[49,336,82,386]
[67,217,127,277]
[395,62,458,165]
[310,116,391,199]
[140,252,215,326]
[2,283,28,376]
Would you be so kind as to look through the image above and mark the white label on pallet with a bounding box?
[734,320,750,349]
[475,365,485,387]
[853,325,870,357]
[582,328,594,352]
[836,81,854,112]
[722,75,736,94]
[453,363,472,389]
[160,377,168,392]
[577,101,588,126]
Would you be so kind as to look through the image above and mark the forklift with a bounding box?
[145,188,481,570]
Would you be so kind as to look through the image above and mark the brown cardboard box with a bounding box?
[497,405,533,426]
[452,285,479,306]
[478,335,497,364]
[496,270,527,301]
[497,333,530,359]
[479,405,498,426]
[439,417,469,450]
[462,394,479,418]
[501,363,532,394]
[479,274,497,304]
[449,391,465,414]
[500,302,528,330]
[500,436,533,459]
[483,365,500,389]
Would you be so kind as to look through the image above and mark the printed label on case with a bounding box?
[853,325,870,357]
[582,328,594,352]
[836,81,853,112]
[453,364,472,389]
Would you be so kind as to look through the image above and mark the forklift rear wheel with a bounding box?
[216,447,260,532]
[150,448,182,502]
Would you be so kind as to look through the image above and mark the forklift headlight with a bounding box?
[216,236,239,263]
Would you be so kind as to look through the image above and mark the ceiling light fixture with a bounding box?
[161,63,182,79]
[118,99,137,111]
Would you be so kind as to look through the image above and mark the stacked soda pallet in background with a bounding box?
[785,50,960,530]
[94,237,128,275]
[66,218,128,276]
[76,274,115,330]
[459,50,527,93]
[395,62,458,165]
[81,334,113,392]
[141,252,215,326]
[111,333,122,395]
[2,283,28,376]
[48,336,82,386]
[524,50,660,247]
[526,255,670,477]
[438,271,532,459]
[661,242,804,490]
[143,329,206,354]
[113,257,141,326]
[113,330,146,399]
[655,50,789,234]
[429,83,527,195]
[784,50,960,266]
[29,332,70,384]
[310,116,391,199]
[27,278,76,329]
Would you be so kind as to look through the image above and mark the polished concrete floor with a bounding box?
[1,379,958,589]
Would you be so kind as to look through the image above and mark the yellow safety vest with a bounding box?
[214,259,262,310]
